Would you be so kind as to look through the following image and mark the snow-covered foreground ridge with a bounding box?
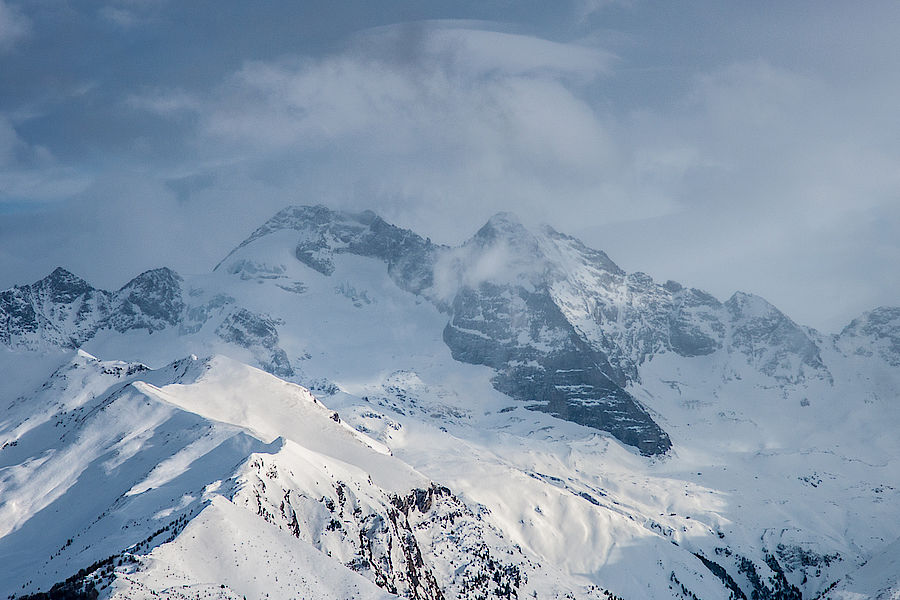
[1,205,899,599]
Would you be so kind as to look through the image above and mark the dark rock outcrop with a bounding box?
[215,308,294,378]
[216,205,441,297]
[108,268,185,333]
[837,306,900,366]
[8,205,894,457]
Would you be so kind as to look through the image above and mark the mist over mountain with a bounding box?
[3,4,900,334]
[2,3,899,598]
[2,206,898,599]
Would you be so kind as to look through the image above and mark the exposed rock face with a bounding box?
[434,215,671,454]
[724,292,827,382]
[217,205,441,297]
[5,205,896,457]
[0,267,188,350]
[107,268,185,333]
[215,309,294,378]
[0,268,274,379]
[443,282,671,455]
[666,283,725,357]
[0,266,298,378]
[0,268,106,349]
[224,207,673,454]
[837,306,900,366]
[238,454,565,600]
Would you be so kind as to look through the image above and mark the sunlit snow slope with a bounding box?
[1,205,899,599]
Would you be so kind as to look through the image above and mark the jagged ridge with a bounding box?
[5,205,900,458]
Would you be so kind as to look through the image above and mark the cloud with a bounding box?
[0,0,30,52]
[117,22,900,333]
[99,7,141,28]
[636,59,900,227]
[128,24,659,241]
[3,11,899,333]
[363,24,617,79]
[200,25,614,147]
[100,0,167,29]
[574,58,900,331]
[127,89,202,115]
[0,115,92,204]
[575,0,636,21]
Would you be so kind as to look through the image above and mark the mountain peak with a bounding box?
[838,306,900,366]
[469,211,540,257]
[485,211,522,227]
[32,267,94,303]
[845,306,900,332]
[725,291,775,316]
[840,306,900,341]
[262,205,381,231]
[538,224,625,276]
[119,267,182,290]
[476,211,527,238]
[271,204,343,225]
[112,267,185,331]
[47,266,78,279]
[217,205,390,272]
[41,266,89,286]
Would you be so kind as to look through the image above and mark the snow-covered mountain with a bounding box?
[1,205,899,599]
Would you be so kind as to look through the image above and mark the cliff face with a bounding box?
[3,206,900,600]
[4,206,887,458]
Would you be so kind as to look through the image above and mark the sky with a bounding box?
[0,0,898,333]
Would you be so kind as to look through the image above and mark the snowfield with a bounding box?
[1,206,898,599]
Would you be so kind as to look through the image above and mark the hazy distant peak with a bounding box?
[484,210,523,228]
[217,205,398,271]
[119,267,182,291]
[473,211,528,239]
[266,204,378,227]
[725,290,777,316]
[840,306,900,342]
[538,224,625,276]
[45,266,84,282]
[837,306,900,366]
[467,211,544,264]
[31,267,95,303]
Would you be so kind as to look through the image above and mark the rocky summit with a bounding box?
[2,206,900,600]
[3,206,856,456]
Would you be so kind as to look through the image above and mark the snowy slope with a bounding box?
[110,495,397,600]
[1,205,899,599]
[0,354,627,600]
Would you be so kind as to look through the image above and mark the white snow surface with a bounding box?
[1,212,899,600]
